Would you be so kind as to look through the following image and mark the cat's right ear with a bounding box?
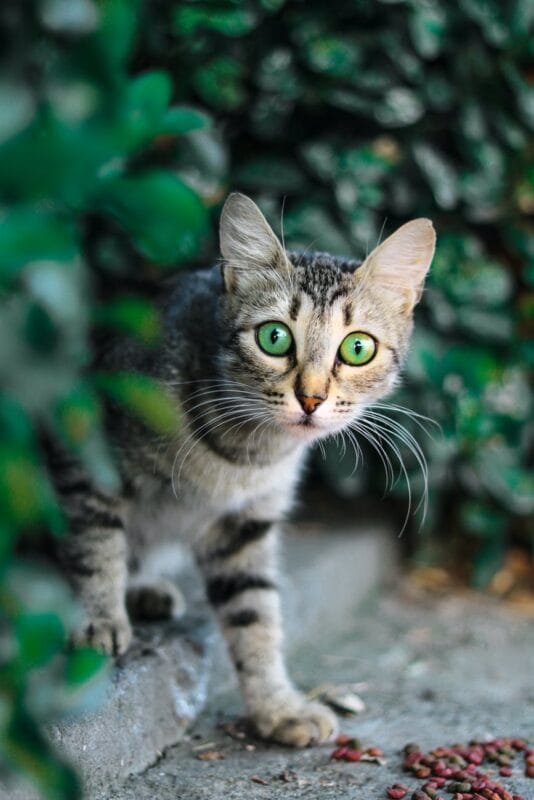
[219,193,289,292]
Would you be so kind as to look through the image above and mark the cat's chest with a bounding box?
[129,444,306,548]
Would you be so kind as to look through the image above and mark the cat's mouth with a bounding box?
[281,413,330,440]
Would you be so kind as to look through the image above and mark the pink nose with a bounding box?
[296,394,324,415]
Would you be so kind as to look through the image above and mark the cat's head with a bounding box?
[218,193,435,442]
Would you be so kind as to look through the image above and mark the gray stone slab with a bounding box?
[97,591,534,800]
[0,520,396,800]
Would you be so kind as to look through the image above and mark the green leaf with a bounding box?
[0,112,122,205]
[413,143,459,209]
[94,0,139,71]
[159,107,212,136]
[460,501,508,538]
[97,372,181,435]
[173,5,257,37]
[4,707,81,800]
[375,87,424,127]
[122,70,172,146]
[64,648,108,686]
[431,249,513,307]
[55,386,102,448]
[304,36,360,77]
[16,613,65,669]
[193,57,246,111]
[94,297,161,344]
[98,172,208,265]
[23,304,60,355]
[0,445,52,529]
[0,397,36,448]
[0,209,77,286]
[409,5,447,59]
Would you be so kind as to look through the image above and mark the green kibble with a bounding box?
[457,782,472,792]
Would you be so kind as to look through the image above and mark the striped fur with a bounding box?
[53,193,435,746]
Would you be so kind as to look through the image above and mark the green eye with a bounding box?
[339,332,376,366]
[256,321,293,356]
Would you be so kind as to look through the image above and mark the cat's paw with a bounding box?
[126,579,186,621]
[73,615,132,657]
[252,695,338,747]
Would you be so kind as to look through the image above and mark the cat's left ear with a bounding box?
[219,193,290,293]
[358,219,436,313]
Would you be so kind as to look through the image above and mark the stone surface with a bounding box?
[0,519,396,800]
[95,589,534,800]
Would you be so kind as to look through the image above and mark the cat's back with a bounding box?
[161,264,222,348]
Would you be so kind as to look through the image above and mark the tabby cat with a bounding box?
[55,193,435,747]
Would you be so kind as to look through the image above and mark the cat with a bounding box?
[53,193,435,747]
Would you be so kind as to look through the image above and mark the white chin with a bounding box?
[281,419,330,441]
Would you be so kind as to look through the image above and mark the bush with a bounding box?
[0,1,217,796]
[145,0,533,584]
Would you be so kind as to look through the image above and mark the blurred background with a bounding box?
[0,0,532,797]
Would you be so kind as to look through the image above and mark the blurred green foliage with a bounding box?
[144,0,533,582]
[0,0,215,796]
[0,0,533,797]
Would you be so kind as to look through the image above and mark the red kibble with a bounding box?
[511,740,526,751]
[454,770,472,781]
[330,747,348,760]
[415,766,432,778]
[499,766,512,777]
[367,746,385,757]
[526,765,534,778]
[405,752,424,766]
[386,785,409,800]
[526,754,534,766]
[345,748,362,762]
[335,734,353,746]
[468,752,484,765]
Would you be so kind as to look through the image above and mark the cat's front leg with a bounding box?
[58,495,132,656]
[196,514,338,746]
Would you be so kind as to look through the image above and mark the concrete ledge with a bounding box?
[57,616,214,796]
[1,519,396,800]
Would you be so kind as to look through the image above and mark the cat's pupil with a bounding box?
[271,329,280,343]
[354,340,362,354]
